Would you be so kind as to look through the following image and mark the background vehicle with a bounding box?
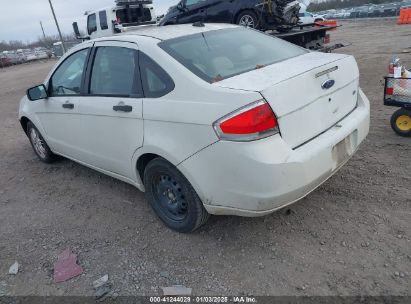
[73,0,157,40]
[16,49,27,63]
[20,24,369,232]
[159,0,301,31]
[298,11,315,24]
[24,50,37,62]
[34,49,49,60]
[2,51,22,65]
[0,54,12,68]
[158,0,339,51]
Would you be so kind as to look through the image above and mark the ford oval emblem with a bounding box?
[322,79,335,90]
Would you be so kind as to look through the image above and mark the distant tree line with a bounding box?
[308,0,394,12]
[0,33,78,52]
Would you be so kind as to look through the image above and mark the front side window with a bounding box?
[139,52,175,98]
[87,14,97,35]
[50,49,89,96]
[159,27,307,83]
[99,11,108,30]
[90,47,141,97]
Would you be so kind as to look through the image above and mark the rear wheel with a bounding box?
[390,108,411,137]
[236,11,259,29]
[144,158,210,233]
[27,121,57,163]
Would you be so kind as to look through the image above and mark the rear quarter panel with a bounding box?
[131,38,262,185]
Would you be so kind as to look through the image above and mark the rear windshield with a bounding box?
[159,27,307,83]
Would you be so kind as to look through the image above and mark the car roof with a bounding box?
[117,23,239,41]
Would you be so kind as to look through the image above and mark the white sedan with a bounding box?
[298,12,325,24]
[20,24,370,232]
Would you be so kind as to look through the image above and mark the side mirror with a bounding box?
[27,84,48,101]
[73,21,90,41]
[73,22,81,38]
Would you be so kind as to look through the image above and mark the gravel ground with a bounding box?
[0,18,410,297]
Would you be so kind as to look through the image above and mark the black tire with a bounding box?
[236,10,260,29]
[390,108,411,137]
[144,158,210,233]
[27,121,57,163]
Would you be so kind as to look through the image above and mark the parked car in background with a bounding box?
[2,51,21,65]
[313,13,326,21]
[16,49,27,63]
[35,50,49,60]
[298,11,315,24]
[159,0,301,32]
[24,50,37,62]
[0,54,12,68]
[20,24,370,232]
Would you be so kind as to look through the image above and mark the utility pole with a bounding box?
[47,0,66,53]
[40,21,47,40]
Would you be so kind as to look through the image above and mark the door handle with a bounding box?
[62,103,74,109]
[113,105,132,112]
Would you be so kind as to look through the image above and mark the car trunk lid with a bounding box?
[214,52,359,148]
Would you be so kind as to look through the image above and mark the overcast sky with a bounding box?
[0,0,176,43]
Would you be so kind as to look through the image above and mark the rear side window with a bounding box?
[89,47,142,97]
[99,11,108,30]
[87,14,97,35]
[139,52,175,98]
[159,27,307,83]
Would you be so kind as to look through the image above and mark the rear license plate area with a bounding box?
[332,130,358,169]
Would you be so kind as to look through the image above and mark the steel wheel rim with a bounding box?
[396,115,411,131]
[239,15,255,28]
[152,174,188,222]
[30,128,47,159]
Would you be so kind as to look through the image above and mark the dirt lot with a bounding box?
[0,18,410,297]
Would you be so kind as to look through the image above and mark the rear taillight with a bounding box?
[213,100,279,142]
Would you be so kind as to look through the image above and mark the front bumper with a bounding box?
[178,89,370,217]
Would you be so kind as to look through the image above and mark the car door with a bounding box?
[204,0,235,23]
[37,45,91,157]
[177,0,208,23]
[77,41,143,179]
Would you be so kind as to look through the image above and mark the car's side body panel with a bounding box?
[129,37,263,187]
[74,41,144,179]
[178,89,370,216]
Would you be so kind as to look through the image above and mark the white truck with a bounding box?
[73,0,157,40]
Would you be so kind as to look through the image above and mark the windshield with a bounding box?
[159,27,307,83]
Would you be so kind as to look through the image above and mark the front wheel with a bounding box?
[144,158,210,233]
[390,108,411,137]
[236,11,259,29]
[27,121,57,163]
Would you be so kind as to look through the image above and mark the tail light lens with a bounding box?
[213,100,279,142]
[386,87,394,96]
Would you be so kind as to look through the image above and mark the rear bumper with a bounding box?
[178,89,370,217]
